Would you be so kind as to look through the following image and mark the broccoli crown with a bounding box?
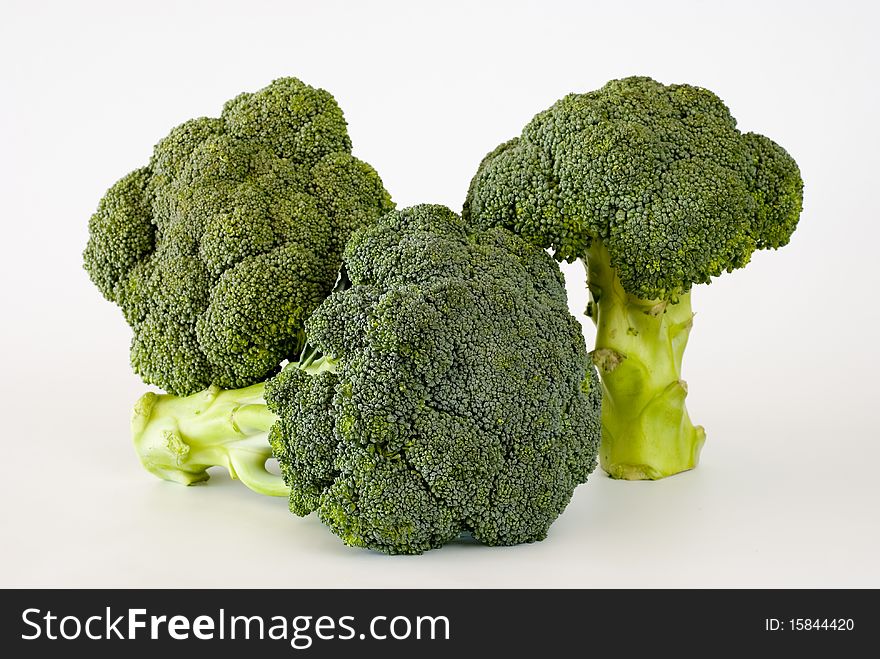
[265,204,601,555]
[83,77,394,395]
[464,76,803,300]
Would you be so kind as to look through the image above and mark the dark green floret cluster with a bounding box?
[464,76,802,300]
[265,205,601,554]
[83,77,393,396]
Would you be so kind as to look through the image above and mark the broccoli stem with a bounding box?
[131,381,285,496]
[130,355,339,495]
[585,240,706,480]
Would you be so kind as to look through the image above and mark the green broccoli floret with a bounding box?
[464,76,803,480]
[84,77,393,396]
[264,204,602,554]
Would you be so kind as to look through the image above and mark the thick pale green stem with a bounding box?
[586,241,705,480]
[130,356,339,495]
[131,381,286,496]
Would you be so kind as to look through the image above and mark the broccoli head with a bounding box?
[464,76,803,479]
[265,205,602,554]
[84,77,393,395]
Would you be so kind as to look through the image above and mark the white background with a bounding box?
[1,0,878,587]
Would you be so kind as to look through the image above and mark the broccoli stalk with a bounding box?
[131,382,281,495]
[586,240,705,479]
[131,357,337,496]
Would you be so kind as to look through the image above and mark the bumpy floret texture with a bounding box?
[464,76,803,299]
[265,205,601,554]
[83,78,393,395]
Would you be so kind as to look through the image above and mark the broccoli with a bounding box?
[261,204,602,554]
[464,76,803,480]
[83,77,393,396]
[128,205,601,547]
